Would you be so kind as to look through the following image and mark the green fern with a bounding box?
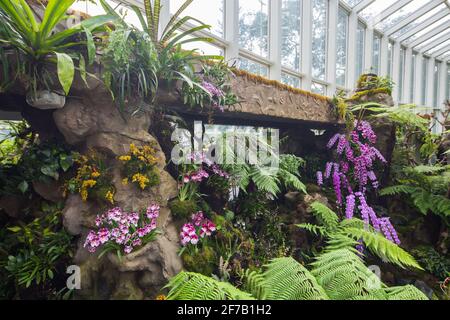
[380,164,450,219]
[165,272,254,300]
[298,202,423,271]
[257,257,329,300]
[225,154,307,197]
[309,202,339,231]
[311,248,381,300]
[166,251,428,300]
[341,227,423,270]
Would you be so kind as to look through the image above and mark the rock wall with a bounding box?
[228,71,338,124]
[51,77,183,299]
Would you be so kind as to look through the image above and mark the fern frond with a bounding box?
[279,169,307,194]
[249,166,281,196]
[296,223,328,236]
[309,202,339,231]
[311,248,380,300]
[379,185,416,196]
[341,227,423,270]
[261,257,329,300]
[383,285,428,300]
[242,269,267,300]
[165,272,254,300]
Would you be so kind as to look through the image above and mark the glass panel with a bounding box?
[238,57,269,77]
[387,41,393,78]
[422,57,429,105]
[336,7,348,87]
[239,0,269,58]
[399,47,405,102]
[355,22,365,80]
[417,32,450,52]
[281,73,301,88]
[281,0,302,71]
[405,12,450,44]
[71,0,142,29]
[311,82,326,95]
[181,37,224,56]
[427,39,450,56]
[312,0,328,80]
[410,53,416,103]
[377,0,429,31]
[391,3,447,39]
[170,0,224,37]
[372,33,381,75]
[359,0,397,21]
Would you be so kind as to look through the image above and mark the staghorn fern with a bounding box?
[297,202,423,271]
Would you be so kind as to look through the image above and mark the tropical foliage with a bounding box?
[0,0,112,95]
[165,247,428,300]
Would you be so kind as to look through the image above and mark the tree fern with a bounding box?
[341,227,423,270]
[299,202,423,271]
[165,272,254,300]
[311,248,381,300]
[382,285,428,300]
[257,257,329,300]
[225,154,307,197]
[309,202,339,231]
[166,251,428,300]
[380,164,450,219]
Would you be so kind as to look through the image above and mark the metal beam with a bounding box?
[432,44,450,58]
[371,0,413,27]
[300,0,312,90]
[353,0,375,13]
[397,10,449,43]
[418,30,450,53]
[408,20,450,48]
[385,0,445,37]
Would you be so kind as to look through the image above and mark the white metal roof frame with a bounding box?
[110,0,449,131]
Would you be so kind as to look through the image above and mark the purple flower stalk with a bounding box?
[345,194,356,219]
[317,171,323,186]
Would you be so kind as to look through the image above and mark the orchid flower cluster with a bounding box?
[180,211,217,246]
[317,120,400,245]
[202,81,225,112]
[84,204,160,256]
[182,152,230,185]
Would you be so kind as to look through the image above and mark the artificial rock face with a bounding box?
[52,77,183,299]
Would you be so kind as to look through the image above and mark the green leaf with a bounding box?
[41,165,59,180]
[83,26,95,65]
[78,54,88,87]
[8,226,22,233]
[18,180,29,193]
[59,154,73,172]
[54,52,75,95]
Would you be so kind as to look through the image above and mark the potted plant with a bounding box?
[0,0,114,109]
